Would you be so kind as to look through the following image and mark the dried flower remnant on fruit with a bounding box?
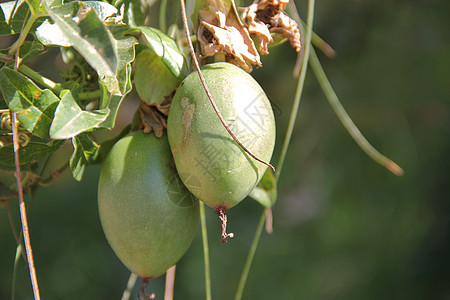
[139,101,168,138]
[217,208,234,243]
[197,2,261,72]
[243,0,301,55]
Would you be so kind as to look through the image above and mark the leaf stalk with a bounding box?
[308,48,403,176]
[275,0,315,181]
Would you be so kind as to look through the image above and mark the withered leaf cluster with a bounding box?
[197,3,261,72]
[197,0,301,72]
[243,0,301,55]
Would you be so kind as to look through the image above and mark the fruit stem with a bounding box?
[164,265,176,300]
[179,0,275,172]
[200,202,212,300]
[217,208,234,243]
[264,207,273,234]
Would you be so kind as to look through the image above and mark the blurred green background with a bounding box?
[1,0,449,299]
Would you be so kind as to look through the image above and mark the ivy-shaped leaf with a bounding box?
[0,0,60,36]
[43,1,136,95]
[249,168,277,208]
[127,26,187,80]
[0,66,60,138]
[36,0,119,46]
[0,139,66,166]
[69,133,99,181]
[49,90,109,140]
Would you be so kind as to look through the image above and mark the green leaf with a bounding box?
[249,169,277,208]
[120,0,147,27]
[0,0,46,35]
[18,40,46,64]
[36,0,119,46]
[49,90,109,140]
[69,133,99,181]
[97,64,132,129]
[0,66,60,138]
[0,139,66,166]
[42,1,136,95]
[127,26,187,80]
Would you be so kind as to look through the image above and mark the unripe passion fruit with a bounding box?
[98,131,199,278]
[167,62,276,210]
[134,48,180,105]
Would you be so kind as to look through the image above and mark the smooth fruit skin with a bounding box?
[134,49,180,105]
[167,62,275,210]
[98,131,199,278]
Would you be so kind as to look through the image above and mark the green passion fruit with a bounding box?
[98,131,199,278]
[134,48,180,106]
[167,62,276,211]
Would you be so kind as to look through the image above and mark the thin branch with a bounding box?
[121,273,138,300]
[11,243,23,300]
[308,48,404,176]
[288,1,336,59]
[164,265,176,300]
[18,64,63,94]
[289,0,335,78]
[10,111,41,300]
[234,0,315,298]
[179,0,275,172]
[275,0,315,181]
[234,210,265,300]
[200,202,212,300]
[78,90,102,101]
[7,201,27,260]
[8,12,37,56]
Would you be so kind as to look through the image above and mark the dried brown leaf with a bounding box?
[138,102,168,138]
[197,2,261,72]
[243,0,301,54]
